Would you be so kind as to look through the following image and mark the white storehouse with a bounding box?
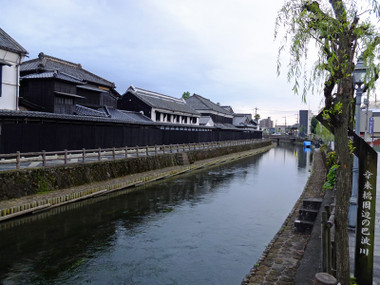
[0,28,28,110]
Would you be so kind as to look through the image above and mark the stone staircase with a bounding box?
[294,198,323,232]
[176,153,190,165]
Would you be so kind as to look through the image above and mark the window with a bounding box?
[155,111,161,121]
[55,96,73,105]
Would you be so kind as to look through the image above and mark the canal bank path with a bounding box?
[241,149,326,284]
[0,144,274,222]
[242,149,380,285]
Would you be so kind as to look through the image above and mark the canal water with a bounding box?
[0,144,313,285]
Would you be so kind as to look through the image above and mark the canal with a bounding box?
[0,144,313,285]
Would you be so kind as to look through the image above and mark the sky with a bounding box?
[1,0,328,126]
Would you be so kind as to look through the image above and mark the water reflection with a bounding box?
[0,145,313,285]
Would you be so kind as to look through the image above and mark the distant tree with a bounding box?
[182,91,190,99]
[310,116,318,134]
[254,114,261,121]
[316,121,334,142]
[276,0,380,283]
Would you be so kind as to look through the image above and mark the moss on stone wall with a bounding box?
[0,140,271,201]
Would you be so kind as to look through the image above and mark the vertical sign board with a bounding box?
[354,133,378,285]
[316,112,378,284]
[368,117,374,135]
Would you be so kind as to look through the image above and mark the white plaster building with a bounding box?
[0,28,28,110]
[359,109,380,139]
[119,86,200,125]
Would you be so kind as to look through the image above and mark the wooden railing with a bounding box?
[0,139,264,171]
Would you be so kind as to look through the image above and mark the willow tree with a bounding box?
[275,0,380,283]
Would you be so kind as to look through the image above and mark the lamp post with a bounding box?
[348,56,367,229]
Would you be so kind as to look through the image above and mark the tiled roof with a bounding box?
[21,52,115,88]
[126,86,200,116]
[221,105,234,113]
[214,123,238,130]
[75,105,152,123]
[233,116,249,125]
[185,94,233,117]
[75,105,107,117]
[100,107,153,123]
[77,85,104,92]
[199,116,214,125]
[0,109,153,125]
[0,28,28,55]
[21,70,84,84]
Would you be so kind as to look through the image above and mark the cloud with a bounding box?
[1,0,325,125]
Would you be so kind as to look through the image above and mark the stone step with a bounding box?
[302,198,323,210]
[294,197,323,232]
[175,153,190,165]
[294,219,314,232]
[298,208,319,222]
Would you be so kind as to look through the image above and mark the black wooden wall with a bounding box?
[0,116,262,153]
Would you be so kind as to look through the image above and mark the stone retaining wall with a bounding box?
[0,140,271,201]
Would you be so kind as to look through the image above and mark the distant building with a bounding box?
[260,117,273,129]
[275,125,287,133]
[359,108,380,138]
[185,94,234,127]
[118,86,200,125]
[0,28,28,110]
[233,113,258,130]
[221,105,234,114]
[299,110,313,137]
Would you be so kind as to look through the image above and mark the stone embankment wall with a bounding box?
[0,140,271,201]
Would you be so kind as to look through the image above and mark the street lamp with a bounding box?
[349,56,368,229]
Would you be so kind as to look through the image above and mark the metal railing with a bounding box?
[0,139,264,171]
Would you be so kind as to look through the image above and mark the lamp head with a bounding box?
[353,56,367,86]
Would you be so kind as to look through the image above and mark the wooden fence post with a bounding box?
[98,148,102,161]
[146,146,149,156]
[82,148,86,163]
[125,146,128,158]
[16,151,20,169]
[112,147,116,160]
[136,146,139,157]
[64,149,68,165]
[42,150,46,167]
[321,211,327,272]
